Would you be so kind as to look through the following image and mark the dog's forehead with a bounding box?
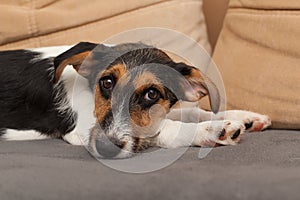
[91,43,171,71]
[95,44,172,83]
[118,48,171,70]
[132,71,161,89]
[101,64,127,79]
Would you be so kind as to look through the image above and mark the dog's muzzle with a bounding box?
[95,134,126,158]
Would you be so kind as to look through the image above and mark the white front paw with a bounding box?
[195,120,245,147]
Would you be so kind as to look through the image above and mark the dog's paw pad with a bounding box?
[244,115,271,132]
[217,121,245,145]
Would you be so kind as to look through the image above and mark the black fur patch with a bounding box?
[53,42,97,70]
[0,49,76,136]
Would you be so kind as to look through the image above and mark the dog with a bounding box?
[0,42,271,158]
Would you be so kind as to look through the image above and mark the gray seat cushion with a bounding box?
[1,130,299,200]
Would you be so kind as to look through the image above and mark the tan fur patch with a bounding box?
[185,68,209,98]
[133,71,161,90]
[130,99,170,135]
[55,51,91,82]
[94,64,127,124]
[99,64,126,81]
[93,63,172,145]
[94,85,111,123]
[130,71,168,133]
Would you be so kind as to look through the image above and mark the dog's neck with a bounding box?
[59,65,96,145]
[33,45,96,145]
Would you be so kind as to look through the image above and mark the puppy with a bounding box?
[0,42,271,158]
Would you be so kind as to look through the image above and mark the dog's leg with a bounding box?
[1,129,50,141]
[156,119,245,148]
[167,108,211,123]
[62,130,83,145]
[60,123,91,147]
[167,108,271,132]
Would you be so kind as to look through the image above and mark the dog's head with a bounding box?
[54,42,220,158]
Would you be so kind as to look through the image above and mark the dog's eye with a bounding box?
[144,88,160,102]
[100,76,115,90]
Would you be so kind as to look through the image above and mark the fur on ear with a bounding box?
[174,63,220,113]
[53,42,98,82]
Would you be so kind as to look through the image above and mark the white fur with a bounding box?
[167,107,271,131]
[3,129,50,141]
[217,110,272,130]
[157,119,245,148]
[30,43,115,59]
[60,65,96,145]
[30,46,73,59]
[108,99,132,139]
[157,119,196,148]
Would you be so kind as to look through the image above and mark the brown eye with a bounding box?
[100,76,115,90]
[144,88,160,102]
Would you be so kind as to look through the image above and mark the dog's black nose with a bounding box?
[95,135,124,158]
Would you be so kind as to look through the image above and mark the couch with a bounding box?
[0,0,299,199]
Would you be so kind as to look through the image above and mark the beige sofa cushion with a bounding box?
[213,0,300,129]
[0,0,211,54]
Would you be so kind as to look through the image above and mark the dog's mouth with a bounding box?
[88,123,161,159]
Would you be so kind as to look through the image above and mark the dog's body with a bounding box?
[0,42,271,158]
[0,45,95,144]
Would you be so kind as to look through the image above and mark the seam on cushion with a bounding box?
[227,8,300,15]
[24,0,41,47]
[51,0,171,32]
[45,0,204,41]
[25,2,32,46]
[230,6,300,12]
[2,0,204,48]
[1,0,172,46]
[37,0,58,9]
[41,0,203,42]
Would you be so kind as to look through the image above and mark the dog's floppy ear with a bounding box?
[174,63,220,113]
[54,42,98,82]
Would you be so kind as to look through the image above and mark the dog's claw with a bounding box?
[245,121,253,129]
[231,129,241,140]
